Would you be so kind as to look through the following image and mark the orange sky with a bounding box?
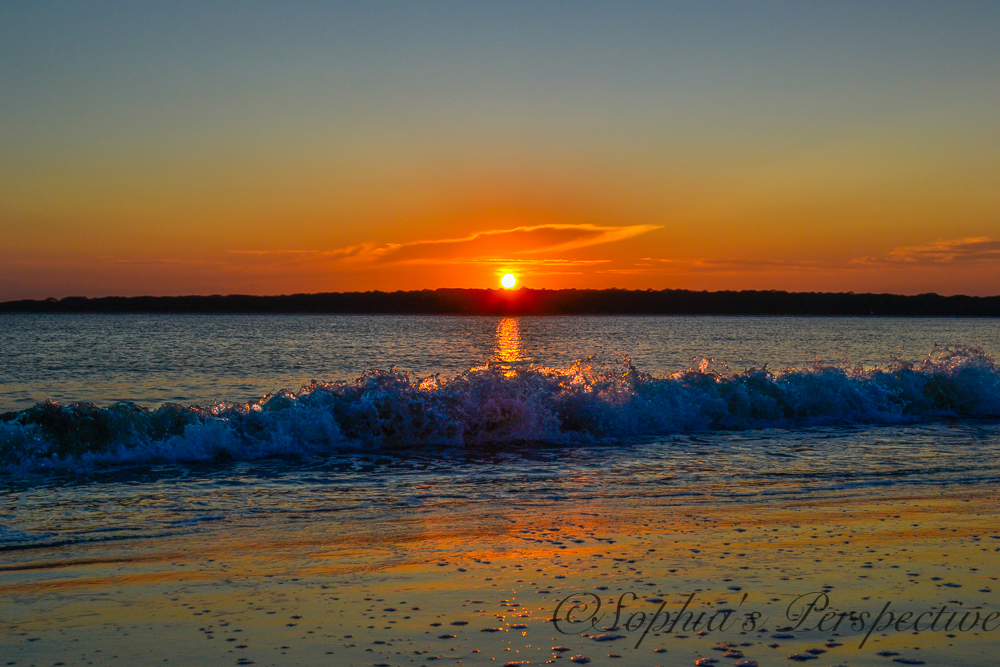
[2,3,999,298]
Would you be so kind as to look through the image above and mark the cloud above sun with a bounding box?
[325,223,662,267]
[217,231,999,292]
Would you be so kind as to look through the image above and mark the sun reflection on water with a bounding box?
[493,318,522,374]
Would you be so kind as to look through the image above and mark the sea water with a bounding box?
[2,314,999,411]
[2,313,999,534]
[2,315,1000,666]
[2,314,999,466]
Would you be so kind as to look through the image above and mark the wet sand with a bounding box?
[3,482,998,667]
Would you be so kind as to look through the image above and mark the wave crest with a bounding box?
[2,345,998,473]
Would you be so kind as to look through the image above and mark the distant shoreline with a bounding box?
[2,288,1000,316]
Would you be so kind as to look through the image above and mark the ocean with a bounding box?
[2,314,999,666]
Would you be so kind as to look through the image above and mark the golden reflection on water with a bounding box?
[493,318,522,373]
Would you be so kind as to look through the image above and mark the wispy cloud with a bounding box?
[465,258,612,266]
[325,224,661,266]
[617,257,829,274]
[878,237,1000,264]
[616,237,1000,278]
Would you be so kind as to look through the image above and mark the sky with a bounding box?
[2,1,999,299]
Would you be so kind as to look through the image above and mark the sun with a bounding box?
[501,273,517,289]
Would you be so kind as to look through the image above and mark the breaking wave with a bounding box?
[2,345,999,474]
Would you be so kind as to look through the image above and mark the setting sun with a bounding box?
[501,274,516,289]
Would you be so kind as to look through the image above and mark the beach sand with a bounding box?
[3,481,998,667]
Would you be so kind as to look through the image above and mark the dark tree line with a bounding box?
[3,288,1000,316]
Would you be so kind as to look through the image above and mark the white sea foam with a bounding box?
[1,345,998,474]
